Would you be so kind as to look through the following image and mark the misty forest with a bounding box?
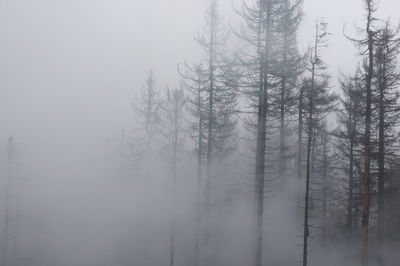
[1,0,400,266]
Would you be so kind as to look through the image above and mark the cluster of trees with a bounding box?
[121,0,400,266]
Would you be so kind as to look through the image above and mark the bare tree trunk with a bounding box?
[170,105,179,266]
[279,33,288,175]
[254,2,272,266]
[322,132,328,241]
[194,84,203,266]
[347,97,356,237]
[377,54,386,235]
[204,7,216,265]
[377,46,387,266]
[361,3,374,265]
[302,90,312,266]
[297,86,304,178]
[303,22,318,266]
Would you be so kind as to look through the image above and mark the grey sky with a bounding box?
[0,0,400,166]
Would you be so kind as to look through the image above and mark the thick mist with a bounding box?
[1,1,400,266]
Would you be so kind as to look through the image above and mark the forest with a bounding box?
[0,0,400,266]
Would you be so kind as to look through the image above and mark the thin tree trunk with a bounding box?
[377,48,387,266]
[279,33,288,175]
[255,2,272,266]
[303,22,318,266]
[347,97,356,236]
[302,88,312,266]
[361,5,374,264]
[204,8,215,264]
[194,83,203,266]
[170,104,178,266]
[297,86,304,178]
[322,133,328,241]
[377,54,386,235]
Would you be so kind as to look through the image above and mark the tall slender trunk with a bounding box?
[377,53,386,238]
[302,84,312,266]
[280,77,286,173]
[347,95,356,236]
[206,39,214,215]
[297,86,304,178]
[322,134,328,241]
[279,33,288,175]
[361,6,374,265]
[303,22,318,266]
[377,49,387,266]
[204,9,215,264]
[255,2,271,266]
[194,83,203,266]
[170,104,179,266]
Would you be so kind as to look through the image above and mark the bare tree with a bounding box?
[273,0,304,175]
[301,20,335,266]
[345,1,379,264]
[161,88,187,266]
[335,71,365,237]
[131,71,163,178]
[180,63,208,266]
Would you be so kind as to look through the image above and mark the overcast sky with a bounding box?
[0,0,400,171]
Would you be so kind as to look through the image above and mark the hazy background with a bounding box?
[0,0,400,265]
[1,0,400,155]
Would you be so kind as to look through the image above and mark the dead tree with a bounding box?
[161,88,186,266]
[302,20,333,266]
[180,64,208,266]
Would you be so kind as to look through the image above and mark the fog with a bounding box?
[0,0,400,266]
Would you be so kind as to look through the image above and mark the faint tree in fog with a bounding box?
[131,71,163,178]
[194,0,238,263]
[2,136,21,266]
[161,87,187,266]
[179,63,208,266]
[234,0,276,265]
[233,0,296,264]
[297,79,305,178]
[317,123,335,241]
